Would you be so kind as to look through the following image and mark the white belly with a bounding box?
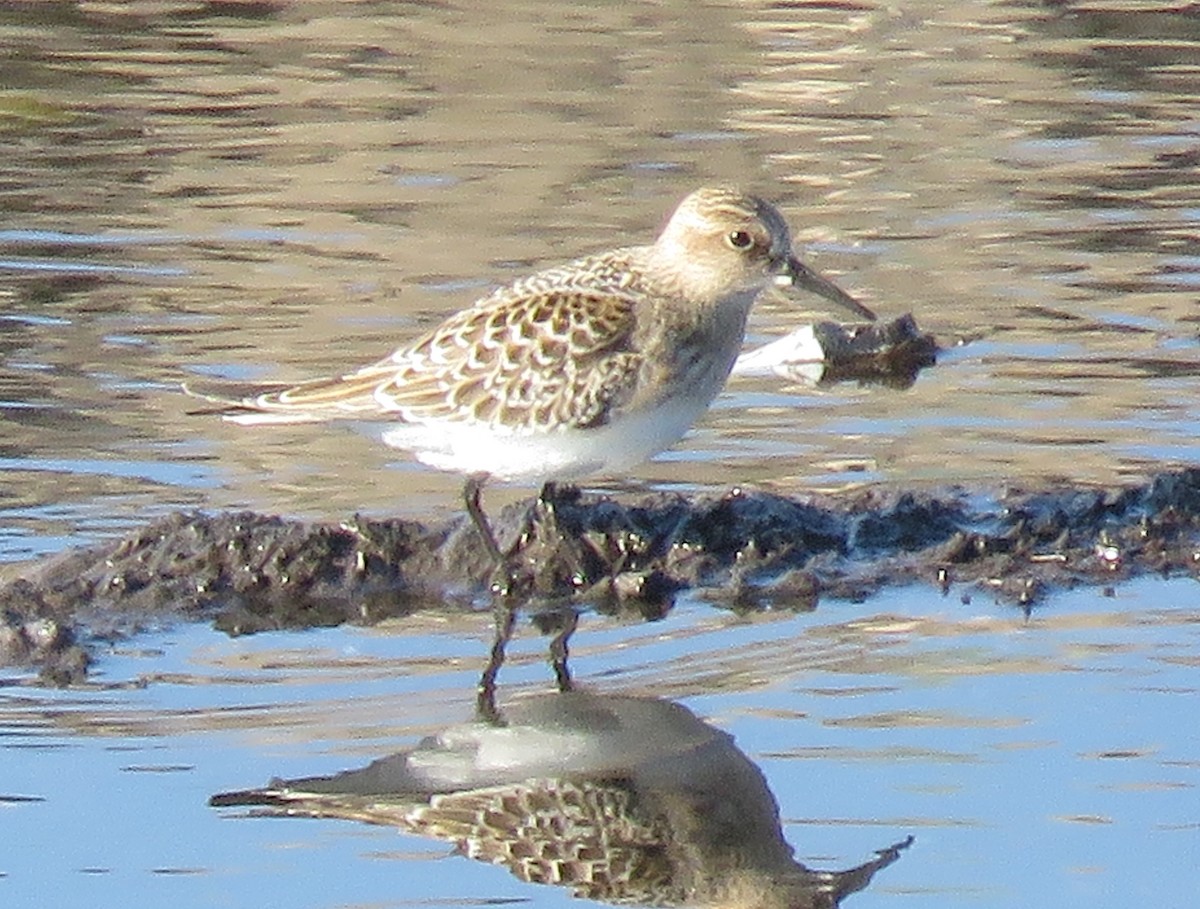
[374,392,714,483]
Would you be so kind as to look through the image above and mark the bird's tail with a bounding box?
[181,381,326,425]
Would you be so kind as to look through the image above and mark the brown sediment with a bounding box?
[5,468,1200,685]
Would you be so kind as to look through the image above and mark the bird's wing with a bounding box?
[191,274,646,432]
[378,283,643,431]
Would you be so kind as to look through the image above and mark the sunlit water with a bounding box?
[4,577,1198,908]
[2,2,1199,907]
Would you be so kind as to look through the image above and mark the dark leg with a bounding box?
[536,481,567,545]
[476,596,517,724]
[547,608,578,693]
[463,473,503,565]
[465,473,525,597]
[537,481,589,590]
[465,474,521,712]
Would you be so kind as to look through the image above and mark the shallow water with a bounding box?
[5,577,1198,907]
[2,1,1200,907]
[3,1,1200,538]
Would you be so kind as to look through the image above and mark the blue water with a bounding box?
[3,2,1200,906]
[3,575,1197,908]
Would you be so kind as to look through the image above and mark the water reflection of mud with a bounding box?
[212,627,911,908]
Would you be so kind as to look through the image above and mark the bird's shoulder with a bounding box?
[481,247,653,302]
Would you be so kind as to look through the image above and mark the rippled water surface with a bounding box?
[6,579,1199,908]
[2,2,1199,907]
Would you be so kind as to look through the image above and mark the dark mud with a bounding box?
[6,468,1200,685]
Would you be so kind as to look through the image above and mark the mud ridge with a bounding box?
[5,468,1200,685]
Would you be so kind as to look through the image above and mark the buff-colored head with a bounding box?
[652,186,876,320]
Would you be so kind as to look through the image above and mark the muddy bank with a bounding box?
[5,468,1200,684]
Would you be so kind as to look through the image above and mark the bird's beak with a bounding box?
[774,254,877,322]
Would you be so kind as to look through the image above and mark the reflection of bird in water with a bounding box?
[212,691,911,908]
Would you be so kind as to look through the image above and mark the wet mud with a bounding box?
[6,467,1200,686]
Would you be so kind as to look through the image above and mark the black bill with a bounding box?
[776,255,877,322]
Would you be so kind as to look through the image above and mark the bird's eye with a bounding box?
[726,229,755,251]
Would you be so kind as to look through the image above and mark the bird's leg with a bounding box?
[536,481,590,592]
[462,471,525,684]
[463,474,525,598]
[530,480,561,553]
[537,481,566,539]
[476,594,517,725]
[463,473,504,565]
[503,481,559,556]
[547,607,578,693]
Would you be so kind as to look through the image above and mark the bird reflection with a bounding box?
[212,618,910,908]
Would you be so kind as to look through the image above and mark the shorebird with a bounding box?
[211,691,911,908]
[186,187,875,571]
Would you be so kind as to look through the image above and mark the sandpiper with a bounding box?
[186,187,875,567]
[211,691,912,907]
